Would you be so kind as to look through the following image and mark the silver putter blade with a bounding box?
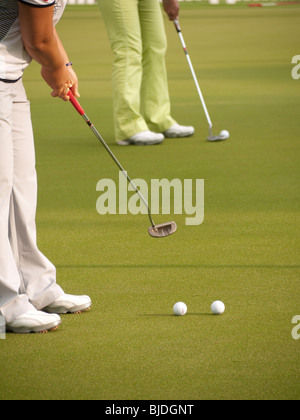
[148,222,177,238]
[207,135,228,142]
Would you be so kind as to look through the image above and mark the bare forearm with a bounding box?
[18,3,78,100]
[25,34,65,71]
[19,5,65,71]
[53,28,70,65]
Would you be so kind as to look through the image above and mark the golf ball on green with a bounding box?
[211,301,225,315]
[173,302,187,316]
[220,130,230,139]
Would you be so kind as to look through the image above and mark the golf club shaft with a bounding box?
[173,19,213,135]
[67,91,155,228]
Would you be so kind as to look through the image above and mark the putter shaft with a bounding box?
[67,91,155,228]
[173,19,213,137]
[84,114,156,228]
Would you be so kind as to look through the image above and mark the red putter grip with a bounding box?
[67,91,85,116]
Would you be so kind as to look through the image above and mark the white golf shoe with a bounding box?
[6,310,61,334]
[43,293,92,314]
[117,130,164,146]
[163,124,195,138]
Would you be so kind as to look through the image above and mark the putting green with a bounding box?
[0,4,299,400]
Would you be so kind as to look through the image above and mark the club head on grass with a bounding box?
[207,134,228,142]
[148,222,177,238]
[207,129,230,142]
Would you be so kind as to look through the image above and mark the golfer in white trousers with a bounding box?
[0,0,91,334]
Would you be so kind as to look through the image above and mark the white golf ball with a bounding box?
[211,300,225,315]
[220,130,230,139]
[173,302,187,316]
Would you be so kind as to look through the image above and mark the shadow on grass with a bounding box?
[138,313,212,317]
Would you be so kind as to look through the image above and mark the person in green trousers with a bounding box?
[98,0,195,146]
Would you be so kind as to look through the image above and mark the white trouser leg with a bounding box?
[0,80,63,323]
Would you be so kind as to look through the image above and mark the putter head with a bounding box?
[207,129,230,142]
[148,222,177,238]
[207,134,228,142]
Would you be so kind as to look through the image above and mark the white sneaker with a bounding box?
[163,124,195,138]
[43,293,92,314]
[117,131,164,146]
[6,310,61,334]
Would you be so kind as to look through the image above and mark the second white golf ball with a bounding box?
[173,302,187,316]
[220,130,230,139]
[211,300,225,315]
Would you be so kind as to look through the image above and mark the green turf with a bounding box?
[0,4,299,400]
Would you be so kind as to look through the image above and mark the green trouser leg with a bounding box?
[98,0,176,142]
